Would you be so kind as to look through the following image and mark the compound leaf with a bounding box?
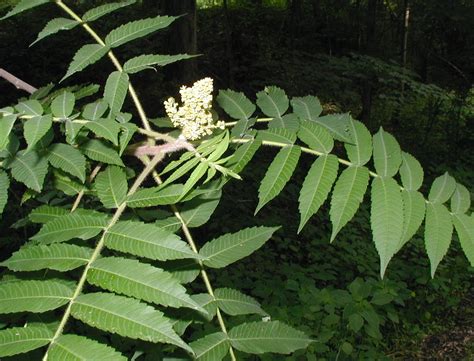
[95,165,128,208]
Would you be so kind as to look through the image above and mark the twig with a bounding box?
[0,68,37,94]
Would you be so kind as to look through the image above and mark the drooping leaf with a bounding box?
[23,114,52,151]
[105,16,177,48]
[49,334,127,361]
[1,244,92,272]
[1,0,49,20]
[0,171,9,215]
[71,292,192,353]
[311,113,352,143]
[94,166,128,208]
[29,205,69,223]
[291,95,322,120]
[16,100,42,116]
[452,214,474,266]
[200,226,278,268]
[256,86,289,118]
[9,150,48,192]
[425,202,453,277]
[451,183,471,215]
[298,120,334,154]
[81,139,124,166]
[226,139,261,173]
[190,332,230,361]
[399,152,424,191]
[127,184,183,208]
[228,321,313,354]
[83,0,136,22]
[0,114,16,150]
[88,256,203,311]
[428,172,456,204]
[104,220,199,261]
[398,190,425,252]
[0,280,73,313]
[180,188,222,227]
[214,288,267,316]
[257,128,297,145]
[217,89,256,120]
[82,99,108,121]
[256,146,301,213]
[0,326,52,357]
[345,119,372,166]
[124,53,195,73]
[330,166,370,242]
[31,18,79,46]
[372,127,402,178]
[298,154,339,233]
[62,44,110,81]
[48,143,86,182]
[31,214,108,244]
[104,71,129,116]
[370,177,404,278]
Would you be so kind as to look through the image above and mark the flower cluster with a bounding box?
[164,77,225,140]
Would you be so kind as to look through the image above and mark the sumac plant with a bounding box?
[0,1,472,360]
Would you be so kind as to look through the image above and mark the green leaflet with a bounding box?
[0,171,9,216]
[226,139,261,173]
[399,152,424,191]
[372,127,402,178]
[452,214,474,266]
[0,0,49,20]
[425,202,453,277]
[29,205,69,223]
[81,139,124,166]
[371,177,404,278]
[0,326,52,357]
[95,165,128,208]
[127,184,183,208]
[268,113,300,132]
[83,0,136,22]
[88,256,204,311]
[23,114,52,151]
[105,16,177,48]
[190,332,230,361]
[256,86,289,118]
[398,190,426,252]
[53,170,86,196]
[62,44,110,81]
[0,114,16,150]
[9,150,48,192]
[298,120,334,153]
[310,113,352,143]
[0,280,73,313]
[104,220,199,261]
[82,99,108,121]
[257,128,297,145]
[345,119,372,166]
[214,288,267,316]
[228,321,313,354]
[298,154,339,233]
[200,226,279,268]
[428,172,456,204]
[230,117,256,138]
[1,244,92,272]
[451,183,471,214]
[217,89,256,120]
[118,122,137,155]
[16,99,43,116]
[49,334,127,361]
[84,119,121,145]
[330,166,370,242]
[48,143,86,182]
[124,53,195,73]
[104,71,129,116]
[31,18,79,46]
[71,292,192,353]
[256,145,301,213]
[180,188,222,227]
[31,214,108,244]
[74,84,101,100]
[291,95,323,120]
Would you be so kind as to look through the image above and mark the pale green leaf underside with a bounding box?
[0,114,16,150]
[268,113,300,132]
[82,100,108,121]
[228,321,313,354]
[16,100,43,116]
[124,53,195,73]
[200,226,278,268]
[1,244,92,272]
[451,183,471,214]
[0,326,52,357]
[190,332,230,361]
[0,280,73,313]
[398,190,425,252]
[1,0,49,20]
[372,127,402,178]
[345,119,372,166]
[298,120,333,153]
[256,86,289,118]
[371,177,403,278]
[217,89,256,120]
[95,165,128,208]
[9,150,48,192]
[291,95,322,120]
[425,202,453,277]
[399,152,424,191]
[428,172,456,204]
[298,154,339,233]
[51,91,75,119]
[214,288,267,316]
[256,145,301,213]
[0,171,9,215]
[83,0,136,22]
[71,292,192,353]
[104,220,199,261]
[23,115,52,151]
[104,71,129,115]
[311,113,352,143]
[330,166,370,242]
[63,44,109,81]
[48,143,86,182]
[88,256,203,311]
[49,334,127,361]
[452,214,474,266]
[81,139,125,166]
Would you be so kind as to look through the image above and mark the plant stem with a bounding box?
[43,153,164,360]
[70,164,101,212]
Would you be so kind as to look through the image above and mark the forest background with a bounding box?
[0,0,473,359]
